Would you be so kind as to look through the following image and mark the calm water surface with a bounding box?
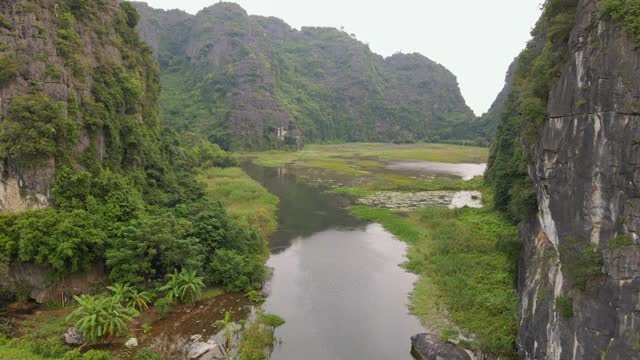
[243,164,424,360]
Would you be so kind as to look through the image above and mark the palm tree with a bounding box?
[177,269,205,305]
[107,283,133,304]
[158,270,181,302]
[127,288,152,311]
[212,311,236,355]
[66,295,139,343]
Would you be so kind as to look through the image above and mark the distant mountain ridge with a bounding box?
[132,1,482,150]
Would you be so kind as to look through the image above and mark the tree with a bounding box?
[208,249,266,292]
[127,288,152,311]
[212,311,237,355]
[66,295,139,343]
[158,270,181,303]
[159,269,205,305]
[107,283,152,311]
[0,94,77,165]
[106,283,133,303]
[177,269,205,305]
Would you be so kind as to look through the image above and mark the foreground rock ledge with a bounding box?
[411,333,471,360]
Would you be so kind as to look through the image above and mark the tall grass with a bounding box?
[198,167,279,241]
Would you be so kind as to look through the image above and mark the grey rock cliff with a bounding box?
[518,0,640,359]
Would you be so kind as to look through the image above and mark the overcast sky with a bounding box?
[142,0,542,115]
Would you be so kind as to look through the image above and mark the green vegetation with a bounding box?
[0,15,12,30]
[107,283,152,311]
[249,143,488,167]
[555,296,574,318]
[0,94,77,166]
[213,311,237,356]
[600,0,640,43]
[558,237,604,291]
[609,235,635,248]
[66,294,138,343]
[158,269,205,305]
[247,143,487,191]
[0,3,280,360]
[486,0,578,222]
[0,335,110,359]
[349,204,518,357]
[236,310,286,360]
[144,2,478,150]
[134,348,162,360]
[209,249,266,292]
[199,167,279,240]
[0,55,18,85]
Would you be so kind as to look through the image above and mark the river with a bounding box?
[243,164,425,360]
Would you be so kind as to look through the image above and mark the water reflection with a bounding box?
[242,163,424,360]
[242,163,366,253]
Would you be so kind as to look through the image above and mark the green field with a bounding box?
[243,143,488,191]
[245,143,488,167]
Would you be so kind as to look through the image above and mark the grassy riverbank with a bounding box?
[350,198,519,357]
[198,167,280,241]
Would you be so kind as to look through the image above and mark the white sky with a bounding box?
[141,0,542,115]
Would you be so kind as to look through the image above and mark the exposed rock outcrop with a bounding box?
[0,262,106,303]
[517,0,640,359]
[410,334,472,360]
[64,327,85,345]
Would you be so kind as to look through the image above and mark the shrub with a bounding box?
[158,269,205,305]
[555,295,574,318]
[0,15,12,30]
[558,237,603,291]
[608,235,634,248]
[208,249,266,292]
[135,348,162,360]
[120,2,140,29]
[0,94,78,165]
[80,350,111,360]
[0,55,19,85]
[46,63,63,80]
[13,208,106,275]
[258,313,285,329]
[600,0,640,43]
[67,295,139,343]
[55,13,81,59]
[246,290,265,304]
[155,296,174,319]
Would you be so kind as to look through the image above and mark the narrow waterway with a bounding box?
[242,164,424,360]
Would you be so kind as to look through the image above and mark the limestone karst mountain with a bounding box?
[132,1,479,150]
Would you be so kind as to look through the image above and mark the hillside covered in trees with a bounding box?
[0,0,264,306]
[132,1,482,150]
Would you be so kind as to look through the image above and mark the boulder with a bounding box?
[410,333,471,360]
[64,327,85,345]
[188,339,218,359]
[125,337,138,348]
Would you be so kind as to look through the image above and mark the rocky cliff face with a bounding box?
[516,0,640,358]
[132,2,477,150]
[0,0,173,214]
[0,0,210,303]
